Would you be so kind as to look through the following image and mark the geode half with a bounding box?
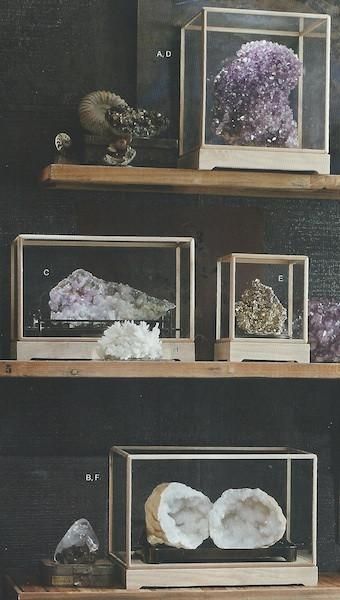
[145,482,212,550]
[49,269,175,322]
[235,278,287,336]
[209,488,286,549]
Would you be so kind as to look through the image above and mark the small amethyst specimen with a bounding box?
[309,299,340,362]
[212,40,302,147]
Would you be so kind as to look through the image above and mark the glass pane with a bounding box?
[234,260,305,340]
[220,260,230,339]
[118,447,305,456]
[207,11,300,33]
[127,455,314,566]
[290,459,314,562]
[21,240,192,339]
[110,452,127,565]
[202,10,328,150]
[182,14,202,155]
[303,35,327,149]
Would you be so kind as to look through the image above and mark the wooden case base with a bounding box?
[117,561,318,590]
[214,339,310,363]
[178,148,330,174]
[12,340,195,361]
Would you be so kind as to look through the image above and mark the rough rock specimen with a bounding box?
[209,488,286,549]
[309,298,340,362]
[49,269,175,322]
[95,320,162,360]
[235,278,287,336]
[54,518,99,564]
[145,482,212,550]
[213,40,302,147]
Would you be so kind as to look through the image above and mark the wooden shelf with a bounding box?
[1,360,340,379]
[41,165,340,200]
[7,575,340,600]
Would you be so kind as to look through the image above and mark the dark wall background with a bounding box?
[1,0,340,591]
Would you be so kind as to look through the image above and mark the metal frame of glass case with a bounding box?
[178,7,331,174]
[109,446,318,589]
[214,253,310,363]
[11,234,195,361]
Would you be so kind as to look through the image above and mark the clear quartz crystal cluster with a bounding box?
[145,484,286,550]
[49,269,175,322]
[309,299,340,362]
[235,279,287,336]
[213,40,302,147]
[95,321,162,360]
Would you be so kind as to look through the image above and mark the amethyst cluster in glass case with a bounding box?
[213,40,302,148]
[309,299,340,362]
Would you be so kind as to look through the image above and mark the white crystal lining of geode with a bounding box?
[49,268,175,322]
[95,320,162,360]
[209,488,286,549]
[145,482,212,550]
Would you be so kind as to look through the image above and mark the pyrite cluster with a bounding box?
[235,278,287,336]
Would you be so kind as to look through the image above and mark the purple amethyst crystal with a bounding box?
[212,40,302,147]
[309,299,340,362]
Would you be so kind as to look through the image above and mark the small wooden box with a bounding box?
[40,559,116,588]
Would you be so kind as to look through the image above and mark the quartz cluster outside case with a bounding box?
[179,7,330,173]
[11,235,195,361]
[215,253,310,363]
[109,446,317,590]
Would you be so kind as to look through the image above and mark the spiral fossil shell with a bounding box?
[79,90,127,136]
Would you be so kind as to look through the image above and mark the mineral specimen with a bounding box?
[309,299,340,362]
[213,40,302,147]
[95,321,162,360]
[209,488,286,549]
[235,278,287,336]
[79,90,169,166]
[145,482,212,550]
[54,518,99,564]
[49,269,175,322]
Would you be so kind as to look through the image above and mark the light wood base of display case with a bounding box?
[117,560,317,590]
[214,339,311,363]
[12,340,195,361]
[9,573,340,600]
[178,148,330,174]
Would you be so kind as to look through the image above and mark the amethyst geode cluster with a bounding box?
[309,300,340,362]
[213,40,302,147]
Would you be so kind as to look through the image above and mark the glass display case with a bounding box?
[109,446,317,589]
[179,7,330,173]
[214,253,310,363]
[11,235,195,360]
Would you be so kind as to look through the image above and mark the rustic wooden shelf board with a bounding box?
[2,360,340,379]
[7,575,340,600]
[40,165,340,199]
